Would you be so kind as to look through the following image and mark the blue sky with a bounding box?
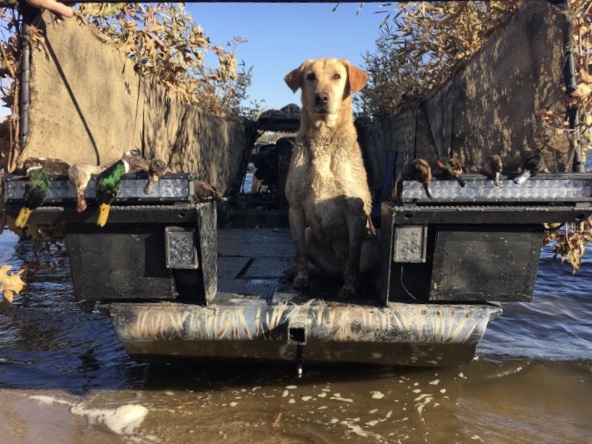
[186,2,389,111]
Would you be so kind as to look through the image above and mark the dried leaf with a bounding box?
[570,83,592,100]
[579,67,592,84]
[0,264,26,304]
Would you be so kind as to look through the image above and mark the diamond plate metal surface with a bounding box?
[400,176,592,203]
[3,174,193,203]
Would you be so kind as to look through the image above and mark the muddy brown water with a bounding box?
[1,230,592,444]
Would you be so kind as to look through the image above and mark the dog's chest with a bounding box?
[292,148,353,198]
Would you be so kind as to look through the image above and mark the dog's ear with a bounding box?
[342,60,369,94]
[284,61,310,93]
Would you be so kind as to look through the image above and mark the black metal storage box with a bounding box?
[381,174,592,303]
[2,173,217,304]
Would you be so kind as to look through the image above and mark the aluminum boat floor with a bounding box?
[215,228,380,305]
[216,228,294,303]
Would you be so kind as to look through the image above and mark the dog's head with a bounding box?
[284,58,368,122]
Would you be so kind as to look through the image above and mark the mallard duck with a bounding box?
[67,163,104,213]
[482,154,503,186]
[436,157,466,187]
[407,158,432,199]
[122,149,150,173]
[195,179,222,201]
[95,150,151,227]
[144,159,168,194]
[20,157,70,176]
[514,153,549,185]
[15,159,51,229]
[95,159,129,227]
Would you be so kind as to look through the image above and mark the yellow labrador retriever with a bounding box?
[284,58,375,299]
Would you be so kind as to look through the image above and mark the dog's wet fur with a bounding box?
[284,58,378,299]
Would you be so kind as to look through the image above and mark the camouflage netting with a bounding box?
[21,12,257,195]
[359,1,573,188]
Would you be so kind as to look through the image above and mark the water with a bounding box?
[1,227,592,443]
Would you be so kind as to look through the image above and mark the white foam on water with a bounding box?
[28,382,148,436]
[371,391,385,399]
[330,394,354,403]
[30,395,75,406]
[71,403,149,435]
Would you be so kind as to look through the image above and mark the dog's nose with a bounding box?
[315,92,330,105]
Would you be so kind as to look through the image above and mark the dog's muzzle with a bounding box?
[314,91,330,114]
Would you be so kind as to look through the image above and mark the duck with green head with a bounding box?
[15,159,51,229]
[95,159,130,227]
[95,150,150,227]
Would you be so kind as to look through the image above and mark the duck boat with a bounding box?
[1,0,590,371]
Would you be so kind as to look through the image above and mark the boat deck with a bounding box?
[216,228,295,302]
[215,227,380,305]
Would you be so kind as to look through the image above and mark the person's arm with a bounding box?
[26,0,74,18]
[0,0,75,18]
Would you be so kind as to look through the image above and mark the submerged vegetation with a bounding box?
[544,219,592,274]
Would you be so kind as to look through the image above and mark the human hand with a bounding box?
[25,0,75,18]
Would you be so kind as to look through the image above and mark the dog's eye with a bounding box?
[333,73,341,80]
[306,73,316,81]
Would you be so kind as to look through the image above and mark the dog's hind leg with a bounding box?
[304,228,342,277]
[289,204,310,290]
[337,197,368,299]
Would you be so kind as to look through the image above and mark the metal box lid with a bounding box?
[2,173,196,205]
[395,173,592,204]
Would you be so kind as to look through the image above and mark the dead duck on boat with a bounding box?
[95,150,150,227]
[19,157,70,176]
[144,159,169,194]
[67,163,104,213]
[15,157,70,229]
[194,179,222,201]
[482,154,503,186]
[436,156,466,187]
[513,153,549,185]
[407,158,433,199]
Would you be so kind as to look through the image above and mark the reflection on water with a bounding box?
[0,231,145,394]
[478,245,592,361]
[1,230,592,443]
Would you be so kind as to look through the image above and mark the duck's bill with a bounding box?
[76,193,88,213]
[96,203,111,227]
[15,207,32,229]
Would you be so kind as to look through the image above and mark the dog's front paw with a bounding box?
[292,271,310,291]
[337,283,356,300]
